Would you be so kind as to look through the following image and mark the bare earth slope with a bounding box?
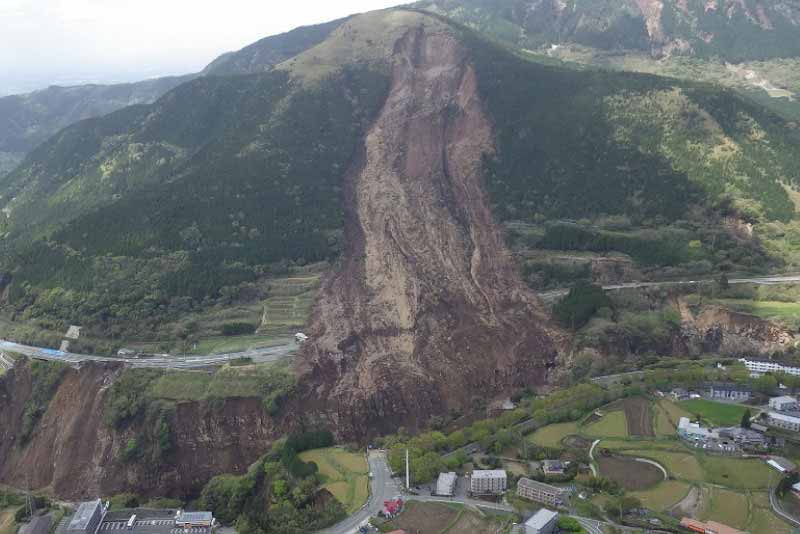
[297,19,562,439]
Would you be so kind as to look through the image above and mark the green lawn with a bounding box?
[678,399,748,427]
[701,487,749,530]
[699,455,775,490]
[190,334,286,355]
[632,480,691,511]
[584,411,628,438]
[530,422,578,448]
[624,450,704,482]
[298,447,369,513]
[149,361,293,401]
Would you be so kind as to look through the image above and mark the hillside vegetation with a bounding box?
[0,8,798,343]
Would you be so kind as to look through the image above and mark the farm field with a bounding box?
[530,421,578,448]
[679,399,748,427]
[632,480,691,510]
[700,487,749,530]
[699,455,774,489]
[622,397,654,437]
[382,502,514,534]
[298,447,369,513]
[595,454,663,491]
[0,509,17,534]
[585,411,628,438]
[519,396,793,533]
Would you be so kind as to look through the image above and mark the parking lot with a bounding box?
[98,520,210,534]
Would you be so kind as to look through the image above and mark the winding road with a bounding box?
[538,273,800,301]
[0,338,296,369]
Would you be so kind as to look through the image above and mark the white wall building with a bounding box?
[767,412,800,432]
[436,472,457,496]
[470,469,507,494]
[740,358,800,377]
[770,396,799,412]
[524,509,559,534]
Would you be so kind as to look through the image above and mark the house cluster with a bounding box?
[677,417,753,453]
[668,382,752,403]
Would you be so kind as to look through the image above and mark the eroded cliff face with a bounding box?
[297,23,562,439]
[0,361,279,499]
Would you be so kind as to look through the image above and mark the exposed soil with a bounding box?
[563,435,593,449]
[296,18,563,439]
[671,485,704,518]
[385,502,459,534]
[596,454,663,491]
[623,397,655,437]
[0,361,281,499]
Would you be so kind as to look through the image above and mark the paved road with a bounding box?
[316,451,401,534]
[538,273,800,301]
[0,339,296,369]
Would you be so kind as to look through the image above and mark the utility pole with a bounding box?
[405,448,410,490]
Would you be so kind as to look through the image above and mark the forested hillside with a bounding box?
[0,18,348,179]
[0,8,798,343]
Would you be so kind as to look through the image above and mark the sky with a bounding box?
[0,0,403,95]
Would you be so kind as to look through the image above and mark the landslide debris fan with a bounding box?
[297,21,561,438]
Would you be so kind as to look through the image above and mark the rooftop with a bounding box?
[471,469,507,479]
[771,395,798,403]
[176,512,213,523]
[68,500,103,531]
[518,477,564,494]
[769,412,800,423]
[524,509,558,529]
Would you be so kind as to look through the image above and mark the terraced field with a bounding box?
[298,447,369,513]
[258,275,321,336]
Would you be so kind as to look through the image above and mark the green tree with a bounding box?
[741,408,751,429]
[553,282,612,329]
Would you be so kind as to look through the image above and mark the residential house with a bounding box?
[705,383,752,401]
[542,459,565,476]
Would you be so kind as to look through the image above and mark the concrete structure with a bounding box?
[20,515,52,534]
[524,508,558,534]
[679,517,744,534]
[470,470,507,495]
[770,396,799,411]
[174,512,213,528]
[670,388,689,401]
[516,478,568,507]
[678,417,715,441]
[740,357,800,377]
[435,472,457,496]
[541,459,565,476]
[68,500,106,534]
[766,457,796,473]
[717,427,766,448]
[767,411,800,432]
[705,383,751,401]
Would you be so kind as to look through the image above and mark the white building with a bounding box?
[740,358,800,377]
[175,512,214,528]
[767,412,800,432]
[677,417,716,441]
[470,469,507,495]
[770,396,799,412]
[524,509,559,534]
[436,472,457,496]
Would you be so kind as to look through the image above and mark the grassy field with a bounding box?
[584,411,628,438]
[678,399,748,427]
[699,455,774,489]
[632,480,691,511]
[711,298,800,329]
[190,335,285,355]
[149,360,293,401]
[0,508,17,534]
[298,447,369,514]
[530,422,578,448]
[701,487,750,530]
[655,399,690,435]
[625,450,704,481]
[749,506,794,534]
